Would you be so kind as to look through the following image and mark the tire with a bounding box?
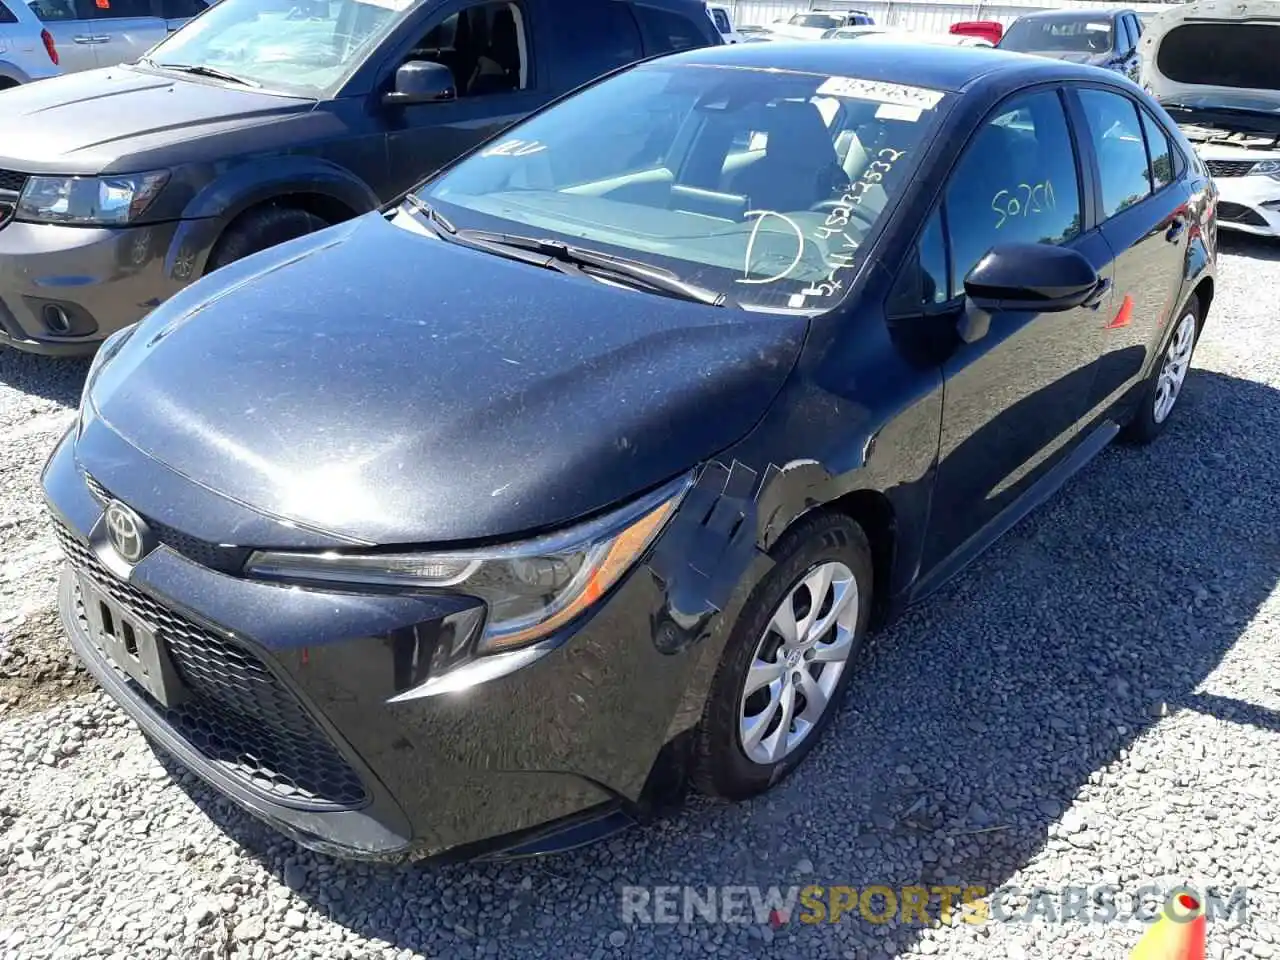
[691,511,874,800]
[1120,293,1202,445]
[206,206,329,273]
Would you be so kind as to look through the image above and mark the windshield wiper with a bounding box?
[146,61,260,87]
[455,231,738,308]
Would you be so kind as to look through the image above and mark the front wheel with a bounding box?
[1121,295,1201,444]
[691,512,873,800]
[206,206,329,273]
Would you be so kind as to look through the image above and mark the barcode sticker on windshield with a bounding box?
[816,76,944,110]
[876,103,923,122]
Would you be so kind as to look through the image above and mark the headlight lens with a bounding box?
[246,473,693,654]
[17,171,169,226]
[1251,159,1280,179]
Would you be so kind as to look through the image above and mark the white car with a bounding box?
[825,25,994,46]
[0,0,59,90]
[1141,0,1280,237]
[769,9,874,41]
[706,3,743,43]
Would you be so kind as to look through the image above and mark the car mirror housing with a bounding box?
[384,60,457,106]
[962,243,1102,322]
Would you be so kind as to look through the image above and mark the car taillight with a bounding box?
[42,29,59,66]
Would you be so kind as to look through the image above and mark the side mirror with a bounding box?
[957,244,1103,344]
[384,60,456,106]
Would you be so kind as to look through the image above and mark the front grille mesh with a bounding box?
[53,518,368,810]
[1204,159,1256,178]
[83,473,251,574]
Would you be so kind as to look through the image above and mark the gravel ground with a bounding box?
[1,236,1278,960]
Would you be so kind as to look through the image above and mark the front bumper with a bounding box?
[0,219,186,356]
[1212,174,1280,237]
[42,425,717,860]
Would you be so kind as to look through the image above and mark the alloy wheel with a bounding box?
[1152,310,1197,424]
[738,561,858,765]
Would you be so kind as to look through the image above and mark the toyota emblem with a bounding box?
[104,500,150,565]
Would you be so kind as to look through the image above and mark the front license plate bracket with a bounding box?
[80,577,188,709]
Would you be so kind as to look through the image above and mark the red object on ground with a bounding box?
[950,20,1004,45]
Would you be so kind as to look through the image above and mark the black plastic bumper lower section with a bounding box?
[58,567,416,861]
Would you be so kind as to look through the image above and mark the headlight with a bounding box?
[17,171,169,226]
[1250,159,1280,179]
[246,473,693,654]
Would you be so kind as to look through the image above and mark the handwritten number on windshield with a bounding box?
[805,148,905,298]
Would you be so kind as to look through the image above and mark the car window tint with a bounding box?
[1140,109,1174,191]
[710,7,730,34]
[81,0,152,18]
[408,2,529,97]
[555,0,641,87]
[888,209,948,315]
[28,0,77,20]
[634,4,703,53]
[1078,88,1151,219]
[159,0,206,19]
[0,1,16,22]
[944,91,1083,298]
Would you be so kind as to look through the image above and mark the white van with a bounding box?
[1141,0,1280,237]
[706,3,743,43]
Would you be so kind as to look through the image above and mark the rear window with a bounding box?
[0,1,16,23]
[1000,14,1114,53]
[1156,23,1280,90]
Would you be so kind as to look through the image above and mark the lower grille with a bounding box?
[1204,159,1256,179]
[1216,201,1269,227]
[53,518,369,810]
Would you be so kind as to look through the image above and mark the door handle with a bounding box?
[73,35,109,43]
[1082,277,1112,310]
[1165,217,1186,242]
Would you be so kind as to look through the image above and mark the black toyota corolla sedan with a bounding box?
[43,41,1217,861]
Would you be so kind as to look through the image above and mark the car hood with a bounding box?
[0,64,314,175]
[87,212,808,547]
[1141,0,1280,105]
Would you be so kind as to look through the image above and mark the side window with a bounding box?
[28,0,77,20]
[1128,15,1143,41]
[0,1,16,22]
[1078,88,1151,219]
[710,7,731,34]
[634,4,704,53]
[80,0,153,18]
[1115,16,1132,53]
[944,91,1083,298]
[557,1,641,86]
[158,0,207,19]
[888,209,949,316]
[1139,109,1174,191]
[406,2,528,98]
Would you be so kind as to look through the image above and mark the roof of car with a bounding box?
[1014,7,1133,18]
[669,37,1101,93]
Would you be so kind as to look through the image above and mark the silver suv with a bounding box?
[25,0,210,74]
[0,0,60,88]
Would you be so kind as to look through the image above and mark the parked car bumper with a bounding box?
[41,425,710,861]
[0,219,185,356]
[1213,173,1280,237]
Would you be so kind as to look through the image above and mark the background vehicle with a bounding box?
[769,9,873,40]
[0,0,60,88]
[0,0,721,355]
[706,2,741,42]
[46,41,1215,864]
[999,8,1144,82]
[26,0,210,74]
[825,25,993,47]
[1141,0,1280,236]
[950,19,1004,45]
[736,23,774,42]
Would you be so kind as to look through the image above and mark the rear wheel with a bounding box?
[691,512,873,800]
[1121,294,1201,444]
[206,206,329,273]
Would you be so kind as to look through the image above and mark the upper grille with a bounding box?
[1204,159,1256,179]
[0,169,26,193]
[83,472,252,574]
[53,518,369,810]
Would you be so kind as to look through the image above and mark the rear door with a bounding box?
[1070,84,1192,420]
[921,87,1112,571]
[80,0,166,67]
[25,0,96,72]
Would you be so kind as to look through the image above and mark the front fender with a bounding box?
[164,157,382,283]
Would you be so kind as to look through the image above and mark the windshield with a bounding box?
[789,13,843,29]
[416,63,947,312]
[142,0,409,95]
[1000,15,1113,53]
